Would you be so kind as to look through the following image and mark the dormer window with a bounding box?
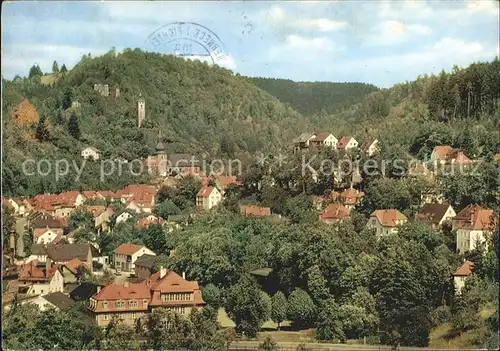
[116,301,125,309]
[103,301,109,309]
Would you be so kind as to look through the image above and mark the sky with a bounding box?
[2,0,499,88]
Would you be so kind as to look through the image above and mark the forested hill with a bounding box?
[2,49,315,195]
[248,77,378,115]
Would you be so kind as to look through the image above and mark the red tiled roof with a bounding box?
[432,146,473,164]
[312,132,333,142]
[454,260,474,276]
[97,190,120,199]
[93,282,151,301]
[18,260,60,282]
[371,209,408,227]
[114,243,146,256]
[454,204,496,230]
[84,205,106,217]
[339,188,364,205]
[136,216,165,229]
[217,175,238,189]
[432,145,454,159]
[320,203,351,222]
[240,205,271,217]
[64,258,87,274]
[197,186,215,198]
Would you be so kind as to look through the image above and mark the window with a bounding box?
[129,300,138,308]
[143,299,148,307]
[116,301,125,309]
[103,301,109,309]
[103,314,109,320]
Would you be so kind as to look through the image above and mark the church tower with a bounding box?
[137,94,146,128]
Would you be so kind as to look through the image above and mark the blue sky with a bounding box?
[2,0,499,87]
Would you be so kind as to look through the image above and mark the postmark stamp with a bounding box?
[146,22,228,65]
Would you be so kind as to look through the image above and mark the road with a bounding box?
[229,341,429,351]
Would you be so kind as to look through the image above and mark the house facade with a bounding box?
[337,136,358,151]
[417,203,456,229]
[88,268,205,327]
[17,260,64,296]
[81,147,101,160]
[113,243,156,273]
[366,209,408,237]
[319,203,351,224]
[309,133,338,149]
[453,260,474,295]
[196,187,222,210]
[452,204,496,253]
[34,228,61,245]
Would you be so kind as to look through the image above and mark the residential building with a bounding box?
[116,211,133,224]
[17,260,64,295]
[331,187,365,210]
[31,214,65,239]
[452,204,496,253]
[136,215,165,229]
[366,209,408,237]
[293,132,316,151]
[34,228,62,245]
[240,204,271,217]
[27,243,93,268]
[431,145,473,166]
[88,268,205,327]
[453,260,474,295]
[134,254,157,279]
[214,175,239,194]
[361,138,379,156]
[20,291,75,311]
[81,147,101,160]
[417,203,456,229]
[196,186,222,210]
[319,203,351,224]
[95,207,114,234]
[4,197,28,216]
[336,136,359,151]
[60,258,88,284]
[309,132,338,149]
[113,243,156,273]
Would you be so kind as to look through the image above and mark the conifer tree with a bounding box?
[52,61,59,73]
[68,112,81,140]
[60,64,68,73]
[35,115,50,142]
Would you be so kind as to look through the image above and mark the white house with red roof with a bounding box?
[196,186,222,210]
[366,209,408,238]
[453,260,474,295]
[309,132,338,149]
[336,136,358,151]
[17,259,64,296]
[34,228,62,245]
[113,243,156,273]
[452,204,496,253]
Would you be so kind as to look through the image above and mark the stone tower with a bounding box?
[138,95,145,128]
[155,130,167,160]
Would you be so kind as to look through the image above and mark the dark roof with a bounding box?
[42,292,75,309]
[167,214,191,222]
[31,243,91,262]
[134,254,157,269]
[417,203,451,224]
[31,214,64,228]
[69,282,101,301]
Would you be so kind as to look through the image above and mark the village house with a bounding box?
[136,215,165,229]
[27,243,93,268]
[331,187,365,210]
[34,228,62,245]
[366,209,408,238]
[336,136,359,151]
[417,203,456,230]
[293,132,317,151]
[94,207,114,234]
[118,184,157,204]
[96,190,121,202]
[115,211,134,224]
[113,243,156,273]
[82,191,104,201]
[319,203,351,224]
[81,147,101,160]
[430,145,473,166]
[240,204,272,217]
[19,291,75,311]
[134,254,157,279]
[88,268,205,327]
[31,214,65,241]
[4,197,28,216]
[196,186,222,210]
[214,175,239,194]
[309,132,338,149]
[452,204,496,253]
[60,258,89,284]
[453,260,474,295]
[17,259,64,295]
[361,138,379,156]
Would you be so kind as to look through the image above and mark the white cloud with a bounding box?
[377,0,434,20]
[263,5,347,32]
[368,20,432,46]
[269,34,340,61]
[294,18,348,32]
[467,0,499,15]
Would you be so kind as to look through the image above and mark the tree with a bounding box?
[287,288,316,329]
[28,64,43,79]
[201,283,222,309]
[60,64,68,73]
[258,336,279,351]
[224,275,271,337]
[101,318,140,350]
[270,291,287,330]
[62,88,73,110]
[54,109,65,125]
[143,308,193,350]
[52,61,59,74]
[316,298,344,341]
[189,307,231,350]
[154,199,181,219]
[68,112,81,140]
[35,115,50,142]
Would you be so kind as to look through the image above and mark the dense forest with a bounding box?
[248,77,378,116]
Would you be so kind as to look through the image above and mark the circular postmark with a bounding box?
[146,22,227,65]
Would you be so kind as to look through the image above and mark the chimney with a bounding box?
[182,271,186,280]
[159,266,167,279]
[97,286,101,293]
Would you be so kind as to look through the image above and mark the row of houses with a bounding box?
[293,133,380,156]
